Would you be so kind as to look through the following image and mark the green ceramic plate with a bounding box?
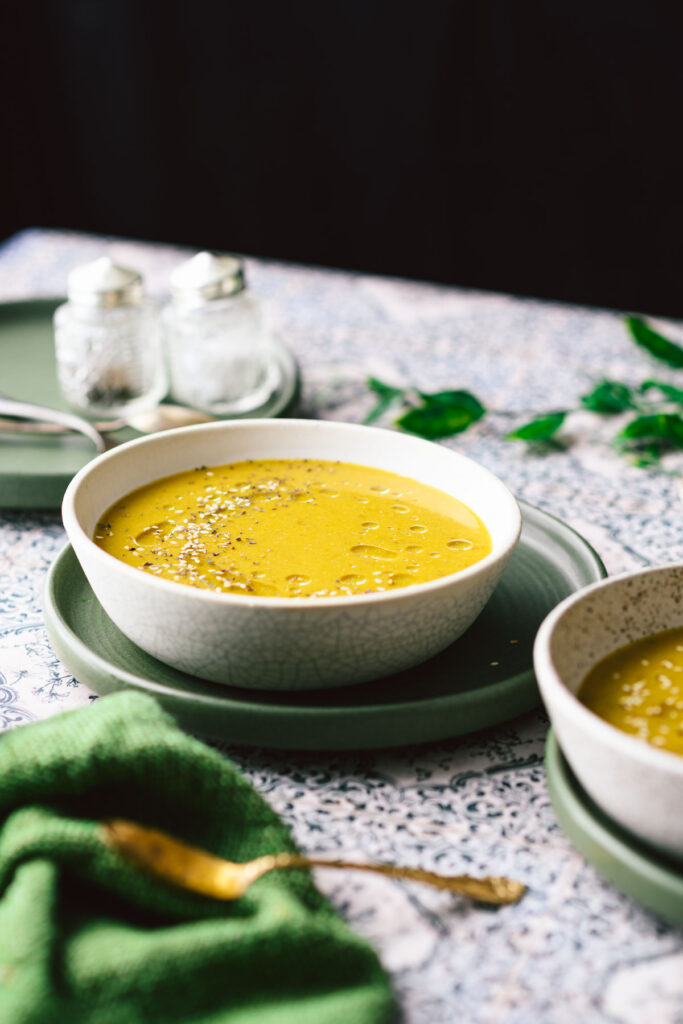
[43,502,605,750]
[0,298,299,509]
[546,729,683,926]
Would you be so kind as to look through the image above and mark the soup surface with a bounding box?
[579,627,683,756]
[94,458,492,598]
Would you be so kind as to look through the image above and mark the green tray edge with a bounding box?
[0,297,301,510]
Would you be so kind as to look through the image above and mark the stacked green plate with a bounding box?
[546,729,683,927]
[43,502,605,750]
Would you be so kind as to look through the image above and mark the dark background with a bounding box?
[2,1,682,314]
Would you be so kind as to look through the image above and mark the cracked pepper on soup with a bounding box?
[93,458,492,598]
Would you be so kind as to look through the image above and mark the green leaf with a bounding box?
[396,402,482,440]
[630,443,662,468]
[363,393,401,424]
[367,377,404,398]
[418,389,486,418]
[626,316,683,369]
[364,377,405,424]
[580,380,636,414]
[615,413,683,450]
[506,411,567,442]
[639,380,683,406]
[394,387,486,439]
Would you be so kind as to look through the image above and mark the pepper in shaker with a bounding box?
[53,257,167,418]
[162,252,275,415]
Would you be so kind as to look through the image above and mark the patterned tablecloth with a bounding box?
[1,229,682,1023]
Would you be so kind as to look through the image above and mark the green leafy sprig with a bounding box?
[364,315,683,469]
[364,379,485,440]
[505,316,683,467]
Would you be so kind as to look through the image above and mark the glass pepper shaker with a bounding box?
[162,251,275,415]
[53,257,167,417]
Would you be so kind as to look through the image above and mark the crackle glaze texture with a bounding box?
[1,230,683,1023]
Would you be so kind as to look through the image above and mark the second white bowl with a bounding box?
[534,565,683,860]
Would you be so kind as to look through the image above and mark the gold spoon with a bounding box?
[103,819,525,906]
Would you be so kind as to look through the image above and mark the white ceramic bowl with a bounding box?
[62,419,521,691]
[534,566,683,860]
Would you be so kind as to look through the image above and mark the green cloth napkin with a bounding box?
[0,692,396,1024]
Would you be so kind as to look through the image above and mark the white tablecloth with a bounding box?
[1,229,681,1023]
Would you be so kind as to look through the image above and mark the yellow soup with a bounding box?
[94,458,492,598]
[579,628,683,756]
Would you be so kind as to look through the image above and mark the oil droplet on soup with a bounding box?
[93,459,492,599]
[579,627,683,756]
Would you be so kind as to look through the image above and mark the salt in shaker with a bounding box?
[162,251,274,415]
[53,257,167,417]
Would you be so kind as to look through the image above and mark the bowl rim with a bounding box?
[62,417,522,611]
[533,564,683,775]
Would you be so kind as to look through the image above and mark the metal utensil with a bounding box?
[103,819,526,906]
[0,399,215,439]
[0,397,107,452]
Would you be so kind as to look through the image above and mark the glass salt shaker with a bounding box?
[53,257,167,417]
[162,251,275,415]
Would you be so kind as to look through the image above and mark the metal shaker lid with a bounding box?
[169,252,245,308]
[67,257,144,308]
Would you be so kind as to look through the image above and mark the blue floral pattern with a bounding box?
[0,229,682,1023]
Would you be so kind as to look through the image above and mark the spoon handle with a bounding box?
[0,417,125,435]
[0,397,107,452]
[0,403,215,436]
[269,855,525,904]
